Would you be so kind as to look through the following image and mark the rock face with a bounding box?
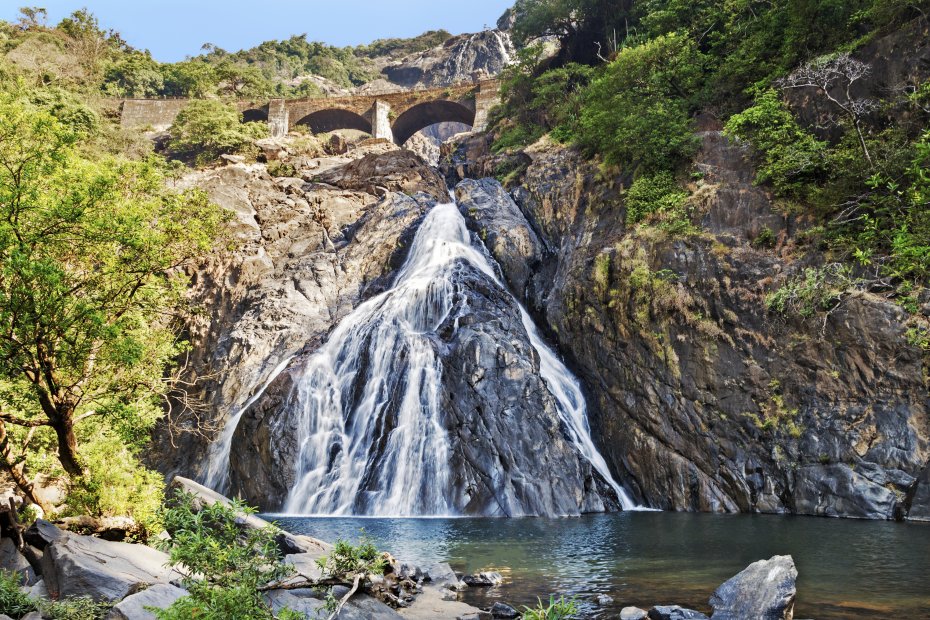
[381,30,514,88]
[452,129,930,519]
[148,146,446,489]
[315,150,449,201]
[709,555,797,619]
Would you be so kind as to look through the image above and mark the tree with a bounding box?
[168,100,268,163]
[511,0,635,64]
[102,52,165,98]
[0,89,225,507]
[778,52,878,167]
[576,33,706,171]
[15,7,46,30]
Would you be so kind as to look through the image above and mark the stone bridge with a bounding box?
[119,79,501,144]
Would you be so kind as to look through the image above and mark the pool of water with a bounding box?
[272,512,930,619]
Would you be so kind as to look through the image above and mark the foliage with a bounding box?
[354,30,452,59]
[0,570,110,619]
[0,87,224,511]
[0,571,38,617]
[624,172,689,228]
[765,265,857,318]
[575,34,704,171]
[155,491,297,620]
[511,0,633,63]
[168,99,268,163]
[520,595,579,620]
[315,533,388,580]
[725,89,827,200]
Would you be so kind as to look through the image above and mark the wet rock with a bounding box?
[490,601,520,618]
[595,594,614,605]
[906,462,930,521]
[106,584,188,620]
[648,606,709,620]
[455,177,544,295]
[461,571,504,587]
[339,593,405,619]
[41,532,181,602]
[792,464,897,519]
[709,555,797,620]
[621,607,649,620]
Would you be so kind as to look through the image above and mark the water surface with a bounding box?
[274,512,930,619]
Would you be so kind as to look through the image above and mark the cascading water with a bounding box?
[266,201,637,515]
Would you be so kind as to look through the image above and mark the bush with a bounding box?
[624,172,690,228]
[766,264,857,317]
[0,571,38,618]
[155,490,297,620]
[724,89,827,200]
[168,100,268,163]
[0,570,110,620]
[575,33,704,172]
[315,534,388,580]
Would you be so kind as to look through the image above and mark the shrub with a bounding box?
[168,100,268,163]
[155,490,297,620]
[766,264,856,318]
[0,571,38,618]
[624,172,689,228]
[575,33,704,172]
[521,595,579,620]
[315,534,388,580]
[724,89,827,200]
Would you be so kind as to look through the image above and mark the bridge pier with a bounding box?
[268,99,289,138]
[371,100,394,142]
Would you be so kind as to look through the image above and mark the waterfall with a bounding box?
[203,355,294,493]
[273,202,635,515]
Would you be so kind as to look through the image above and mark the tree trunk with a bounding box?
[49,411,83,477]
[0,420,52,513]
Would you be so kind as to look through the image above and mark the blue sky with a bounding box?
[0,1,515,62]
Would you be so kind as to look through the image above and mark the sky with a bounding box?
[0,0,515,62]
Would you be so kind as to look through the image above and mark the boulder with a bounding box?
[41,532,181,602]
[264,589,326,617]
[23,519,66,550]
[284,552,326,582]
[490,601,520,618]
[461,571,503,587]
[338,593,405,619]
[256,138,288,162]
[24,578,47,599]
[709,555,797,620]
[106,584,188,620]
[648,606,709,620]
[621,607,649,620]
[0,538,37,585]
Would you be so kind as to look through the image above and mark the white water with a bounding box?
[275,202,636,514]
[203,355,294,493]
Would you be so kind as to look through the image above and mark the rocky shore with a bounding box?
[0,476,800,620]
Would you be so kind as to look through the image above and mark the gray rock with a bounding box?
[907,462,930,521]
[21,614,42,620]
[461,571,503,587]
[264,589,326,617]
[792,464,897,519]
[455,177,544,295]
[490,601,520,618]
[0,538,37,585]
[381,29,514,88]
[23,519,66,550]
[41,532,181,602]
[621,607,649,620]
[284,552,326,583]
[0,614,12,620]
[24,578,48,600]
[648,606,709,620]
[709,555,797,620]
[338,593,405,619]
[106,584,188,620]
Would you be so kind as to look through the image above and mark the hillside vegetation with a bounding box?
[491,0,930,311]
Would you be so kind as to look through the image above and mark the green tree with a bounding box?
[0,89,225,508]
[168,99,268,163]
[576,33,705,171]
[102,51,165,98]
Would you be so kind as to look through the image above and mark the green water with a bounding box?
[273,512,930,619]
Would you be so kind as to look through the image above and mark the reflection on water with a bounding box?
[272,512,930,619]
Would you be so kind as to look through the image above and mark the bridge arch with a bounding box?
[242,108,268,123]
[295,108,372,135]
[391,100,474,145]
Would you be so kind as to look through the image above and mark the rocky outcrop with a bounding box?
[709,555,797,620]
[453,129,930,519]
[381,30,514,89]
[315,150,449,201]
